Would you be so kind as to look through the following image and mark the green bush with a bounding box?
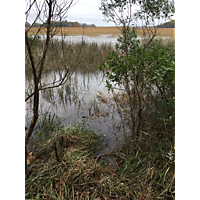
[100,27,175,135]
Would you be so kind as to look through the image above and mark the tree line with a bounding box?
[157,20,175,28]
[25,20,96,28]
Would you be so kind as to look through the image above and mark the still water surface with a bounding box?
[40,34,173,45]
[26,70,129,157]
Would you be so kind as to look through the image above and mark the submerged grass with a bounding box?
[25,40,114,79]
[26,121,175,200]
[25,36,174,81]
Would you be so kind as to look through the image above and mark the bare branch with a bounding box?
[25,0,75,169]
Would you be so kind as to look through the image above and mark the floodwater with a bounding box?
[25,69,130,157]
[52,34,119,45]
[39,34,173,45]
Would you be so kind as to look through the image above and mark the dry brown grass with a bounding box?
[25,122,175,200]
[136,27,175,37]
[26,27,175,37]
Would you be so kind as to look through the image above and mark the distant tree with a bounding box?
[28,20,95,28]
[25,22,30,27]
[32,22,41,27]
[89,24,96,27]
[158,20,175,28]
[73,21,80,27]
[82,23,88,28]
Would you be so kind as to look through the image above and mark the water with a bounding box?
[25,69,130,157]
[38,34,118,46]
[39,34,173,45]
[53,34,118,45]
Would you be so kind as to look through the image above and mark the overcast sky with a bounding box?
[26,0,174,27]
[66,0,116,26]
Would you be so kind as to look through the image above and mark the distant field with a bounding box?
[26,27,175,37]
[136,28,175,37]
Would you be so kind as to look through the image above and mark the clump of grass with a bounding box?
[27,111,63,152]
[26,120,174,200]
[114,132,175,200]
[26,121,111,199]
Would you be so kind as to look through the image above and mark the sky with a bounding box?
[66,0,116,26]
[26,0,174,27]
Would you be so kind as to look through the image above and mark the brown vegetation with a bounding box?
[26,27,175,37]
[25,123,175,200]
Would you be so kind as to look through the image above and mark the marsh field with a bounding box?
[26,26,175,37]
[25,29,175,199]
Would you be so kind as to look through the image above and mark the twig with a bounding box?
[54,141,60,162]
[139,130,150,136]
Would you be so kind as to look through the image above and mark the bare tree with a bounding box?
[25,0,82,169]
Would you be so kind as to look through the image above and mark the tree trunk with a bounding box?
[25,1,52,169]
[25,143,27,171]
[25,32,40,169]
[25,0,75,170]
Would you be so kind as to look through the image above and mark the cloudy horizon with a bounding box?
[26,0,174,27]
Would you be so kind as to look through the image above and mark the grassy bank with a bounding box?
[26,27,175,37]
[26,120,174,200]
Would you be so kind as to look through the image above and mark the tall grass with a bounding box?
[25,39,114,78]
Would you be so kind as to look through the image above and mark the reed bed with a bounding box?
[26,27,175,37]
[25,37,174,80]
[25,39,114,79]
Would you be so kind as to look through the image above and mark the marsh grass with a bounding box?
[27,27,175,37]
[136,28,175,37]
[27,111,63,149]
[26,121,174,200]
[25,39,114,79]
[26,27,121,37]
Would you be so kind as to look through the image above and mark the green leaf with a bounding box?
[152,77,157,80]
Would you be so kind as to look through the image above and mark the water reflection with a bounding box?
[25,70,129,154]
[54,34,118,45]
[39,34,173,45]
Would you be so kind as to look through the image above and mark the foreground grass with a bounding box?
[26,27,175,37]
[26,121,175,200]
